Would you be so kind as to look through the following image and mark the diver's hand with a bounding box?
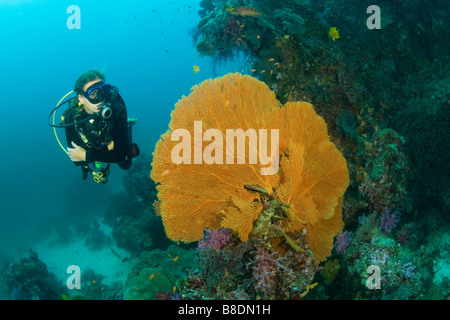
[67,142,86,162]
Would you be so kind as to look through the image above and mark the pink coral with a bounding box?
[198,228,233,250]
[252,246,286,297]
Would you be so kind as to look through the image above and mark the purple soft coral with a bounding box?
[379,207,400,233]
[334,231,353,255]
[198,228,232,250]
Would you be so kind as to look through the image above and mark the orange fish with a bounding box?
[260,70,266,73]
[149,274,155,280]
[173,286,177,293]
[172,256,179,262]
[225,268,228,277]
[268,58,274,61]
[226,5,263,17]
[250,69,256,72]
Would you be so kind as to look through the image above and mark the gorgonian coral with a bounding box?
[151,73,349,263]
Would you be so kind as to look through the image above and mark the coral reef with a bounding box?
[341,228,433,300]
[122,245,195,300]
[7,0,448,301]
[2,249,64,300]
[151,73,349,266]
[178,228,315,300]
[151,73,349,299]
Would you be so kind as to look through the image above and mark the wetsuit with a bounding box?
[64,92,132,170]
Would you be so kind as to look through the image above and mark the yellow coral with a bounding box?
[151,73,349,263]
[321,258,341,284]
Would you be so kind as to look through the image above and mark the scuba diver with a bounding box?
[50,70,140,183]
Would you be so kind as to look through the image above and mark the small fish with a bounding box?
[260,70,266,73]
[224,100,230,107]
[162,169,170,176]
[172,256,179,262]
[306,282,318,290]
[149,274,155,281]
[225,268,228,277]
[268,58,274,61]
[329,27,340,41]
[192,65,200,73]
[250,69,256,72]
[300,282,318,298]
[173,286,177,293]
[257,35,260,39]
[92,280,96,284]
[244,184,270,196]
[226,5,263,17]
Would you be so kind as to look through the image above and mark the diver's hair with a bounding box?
[74,70,105,94]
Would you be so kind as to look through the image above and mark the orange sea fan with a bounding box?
[269,101,349,262]
[151,73,281,242]
[151,73,349,263]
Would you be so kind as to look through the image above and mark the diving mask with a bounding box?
[82,82,115,118]
[83,82,113,105]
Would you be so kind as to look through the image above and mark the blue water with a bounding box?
[0,0,242,259]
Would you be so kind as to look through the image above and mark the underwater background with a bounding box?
[0,0,448,300]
